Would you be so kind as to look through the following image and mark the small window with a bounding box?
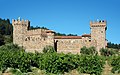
[44,38,45,41]
[101,31,103,33]
[89,40,91,42]
[25,38,27,41]
[28,37,30,40]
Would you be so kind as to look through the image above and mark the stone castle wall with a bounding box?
[12,18,107,54]
[55,39,82,54]
[54,35,92,54]
[12,19,54,52]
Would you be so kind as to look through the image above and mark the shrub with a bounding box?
[110,56,120,73]
[100,48,117,56]
[0,34,5,46]
[77,55,105,75]
[80,46,98,55]
[0,44,105,75]
[43,45,55,53]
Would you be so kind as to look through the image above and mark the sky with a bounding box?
[0,0,120,44]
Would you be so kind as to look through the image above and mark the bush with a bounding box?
[80,46,98,55]
[43,45,56,53]
[110,56,120,73]
[0,34,5,46]
[100,48,117,56]
[77,55,105,75]
[0,44,105,75]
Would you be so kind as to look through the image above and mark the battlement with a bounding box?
[90,20,106,27]
[12,19,30,26]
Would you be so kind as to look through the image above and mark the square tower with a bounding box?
[90,20,107,54]
[12,19,30,46]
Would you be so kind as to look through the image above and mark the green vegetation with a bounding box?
[80,46,98,55]
[107,42,120,49]
[100,48,118,57]
[0,18,12,35]
[0,18,13,46]
[0,44,105,75]
[29,26,49,30]
[111,56,120,73]
[43,45,56,53]
[55,32,77,36]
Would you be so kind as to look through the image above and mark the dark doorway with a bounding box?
[54,40,58,52]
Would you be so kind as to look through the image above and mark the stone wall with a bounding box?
[55,39,82,54]
[54,35,92,54]
[12,19,54,53]
[12,18,107,54]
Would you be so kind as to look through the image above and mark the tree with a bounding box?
[107,42,120,49]
[0,34,5,46]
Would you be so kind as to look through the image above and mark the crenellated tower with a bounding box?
[90,20,107,54]
[12,18,30,47]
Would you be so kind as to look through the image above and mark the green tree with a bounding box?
[0,34,5,46]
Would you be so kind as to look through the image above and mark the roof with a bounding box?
[82,34,91,37]
[54,36,82,39]
[46,30,55,33]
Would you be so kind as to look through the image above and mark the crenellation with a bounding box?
[90,20,106,27]
[12,18,107,54]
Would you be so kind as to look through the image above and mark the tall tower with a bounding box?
[12,18,30,46]
[90,20,107,53]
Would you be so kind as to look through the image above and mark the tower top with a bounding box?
[12,18,30,26]
[90,20,106,27]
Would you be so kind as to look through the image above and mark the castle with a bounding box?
[12,18,107,54]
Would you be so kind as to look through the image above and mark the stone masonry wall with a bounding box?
[12,19,107,54]
[55,39,82,54]
[12,19,54,53]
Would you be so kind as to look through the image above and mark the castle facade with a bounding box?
[12,18,107,54]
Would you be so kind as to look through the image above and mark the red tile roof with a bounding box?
[54,36,82,39]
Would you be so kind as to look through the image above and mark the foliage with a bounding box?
[107,42,120,49]
[100,48,117,57]
[0,44,105,75]
[0,18,13,45]
[0,18,13,35]
[55,32,77,36]
[110,56,120,73]
[43,45,56,53]
[4,35,13,44]
[29,26,49,30]
[0,43,21,51]
[0,34,5,46]
[80,46,98,55]
[0,44,33,72]
[77,55,105,75]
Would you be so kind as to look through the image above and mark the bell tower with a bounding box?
[90,20,107,54]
